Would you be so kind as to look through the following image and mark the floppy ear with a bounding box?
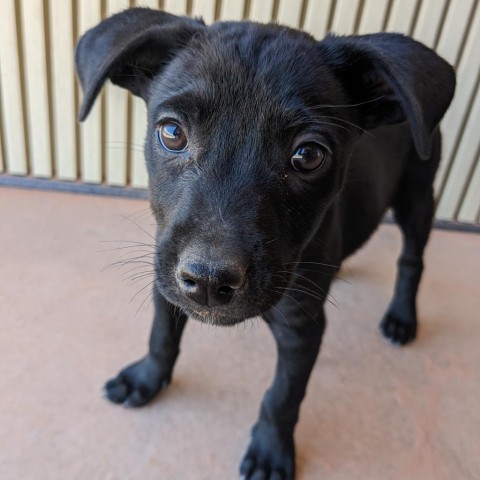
[318,33,456,159]
[75,7,205,121]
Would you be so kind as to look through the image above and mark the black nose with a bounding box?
[177,262,245,307]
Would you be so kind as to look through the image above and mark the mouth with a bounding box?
[187,308,249,326]
[153,251,294,326]
[155,278,260,325]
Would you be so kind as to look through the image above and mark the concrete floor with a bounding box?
[0,186,479,480]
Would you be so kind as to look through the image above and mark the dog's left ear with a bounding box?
[318,33,455,159]
[75,8,205,121]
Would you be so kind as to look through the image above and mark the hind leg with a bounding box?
[380,163,437,345]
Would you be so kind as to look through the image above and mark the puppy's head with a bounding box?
[76,8,455,325]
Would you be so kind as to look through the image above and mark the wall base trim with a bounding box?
[1,174,479,233]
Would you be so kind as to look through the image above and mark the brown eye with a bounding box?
[291,143,328,173]
[157,122,188,152]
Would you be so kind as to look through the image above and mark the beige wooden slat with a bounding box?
[385,0,418,33]
[249,0,275,23]
[135,0,158,11]
[164,0,187,15]
[357,0,389,34]
[20,0,52,178]
[130,0,157,189]
[413,0,448,47]
[436,86,480,219]
[435,0,474,65]
[104,0,130,186]
[0,0,28,175]
[277,0,303,28]
[303,0,334,40]
[78,0,102,183]
[49,0,77,180]
[331,0,361,34]
[192,0,216,23]
[139,0,158,6]
[457,151,480,223]
[434,4,480,193]
[0,91,3,172]
[130,96,149,188]
[220,0,245,20]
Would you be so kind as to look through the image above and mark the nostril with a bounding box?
[217,285,234,296]
[176,260,246,307]
[178,269,201,293]
[183,278,196,288]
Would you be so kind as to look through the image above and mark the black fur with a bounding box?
[76,9,455,479]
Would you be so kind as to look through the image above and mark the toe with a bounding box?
[240,456,255,477]
[380,314,416,346]
[104,376,130,403]
[250,470,267,480]
[122,385,155,408]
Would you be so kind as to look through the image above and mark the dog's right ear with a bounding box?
[75,8,205,121]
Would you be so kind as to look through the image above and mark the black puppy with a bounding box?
[76,8,455,479]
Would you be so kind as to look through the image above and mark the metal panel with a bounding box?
[220,0,245,20]
[49,0,77,180]
[164,0,188,15]
[357,0,390,34]
[436,86,480,219]
[413,0,448,47]
[0,90,3,172]
[105,0,130,186]
[303,0,334,39]
[0,0,28,175]
[130,96,149,189]
[435,0,474,65]
[249,0,275,23]
[277,0,303,29]
[331,0,361,34]
[386,0,418,33]
[20,0,52,177]
[130,0,158,189]
[192,0,216,23]
[457,152,480,223]
[435,2,480,193]
[457,151,480,223]
[78,0,103,183]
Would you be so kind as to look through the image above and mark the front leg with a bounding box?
[104,288,187,407]
[240,301,326,480]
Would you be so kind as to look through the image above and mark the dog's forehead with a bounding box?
[153,22,332,118]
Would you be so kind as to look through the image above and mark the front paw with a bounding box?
[240,421,295,480]
[104,355,171,407]
[380,312,417,345]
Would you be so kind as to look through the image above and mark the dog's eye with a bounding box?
[157,122,188,152]
[291,143,328,173]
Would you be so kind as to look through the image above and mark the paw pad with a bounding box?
[380,313,416,345]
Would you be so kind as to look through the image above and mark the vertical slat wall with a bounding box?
[0,0,479,224]
[20,0,52,178]
[78,0,102,183]
[192,0,216,24]
[0,0,28,175]
[49,0,77,180]
[0,86,3,172]
[104,0,130,186]
[130,0,159,189]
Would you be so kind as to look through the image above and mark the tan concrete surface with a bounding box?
[0,186,479,480]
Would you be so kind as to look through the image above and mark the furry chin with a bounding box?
[187,310,249,326]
